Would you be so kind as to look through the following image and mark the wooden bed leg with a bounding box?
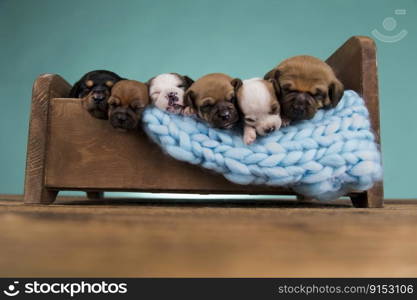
[43,190,59,204]
[86,191,104,200]
[350,182,383,208]
[350,193,367,208]
[24,74,71,205]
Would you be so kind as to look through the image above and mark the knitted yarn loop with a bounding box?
[142,90,382,200]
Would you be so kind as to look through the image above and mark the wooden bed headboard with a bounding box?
[24,36,383,207]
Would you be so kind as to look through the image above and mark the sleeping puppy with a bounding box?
[69,70,124,120]
[184,73,241,129]
[236,78,282,145]
[107,80,149,131]
[264,55,344,125]
[147,73,194,115]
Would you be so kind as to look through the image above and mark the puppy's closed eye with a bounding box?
[281,83,294,93]
[131,101,145,112]
[108,97,120,107]
[200,102,214,113]
[245,116,256,125]
[313,89,326,100]
[228,96,237,104]
[270,102,279,114]
[151,91,161,98]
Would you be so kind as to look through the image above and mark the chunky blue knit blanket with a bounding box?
[142,90,383,200]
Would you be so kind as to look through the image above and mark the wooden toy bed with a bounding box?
[23,36,383,207]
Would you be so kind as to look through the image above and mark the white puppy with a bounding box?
[147,73,194,115]
[236,78,282,145]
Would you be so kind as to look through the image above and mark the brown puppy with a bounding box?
[264,55,344,125]
[184,73,242,129]
[107,80,149,131]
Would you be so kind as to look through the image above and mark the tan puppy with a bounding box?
[184,73,241,129]
[107,80,149,131]
[264,55,344,125]
[236,78,282,145]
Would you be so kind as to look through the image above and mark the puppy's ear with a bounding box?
[268,78,281,99]
[69,80,83,98]
[184,89,196,109]
[327,79,344,108]
[231,78,243,91]
[182,75,194,89]
[264,68,280,81]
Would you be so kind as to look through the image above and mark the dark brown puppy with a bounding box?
[264,56,344,125]
[69,70,124,120]
[107,80,149,131]
[184,73,242,129]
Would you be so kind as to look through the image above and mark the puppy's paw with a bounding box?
[282,118,291,127]
[182,107,196,116]
[243,127,257,145]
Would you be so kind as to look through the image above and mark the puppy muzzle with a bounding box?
[92,92,106,103]
[212,102,239,129]
[255,115,282,136]
[91,86,108,103]
[284,93,316,121]
[155,88,186,114]
[110,112,137,130]
[263,126,276,134]
[167,92,179,105]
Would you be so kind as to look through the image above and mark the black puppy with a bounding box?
[69,70,124,119]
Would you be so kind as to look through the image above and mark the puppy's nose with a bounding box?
[167,92,179,105]
[117,114,127,122]
[293,95,307,111]
[219,110,231,120]
[265,126,276,134]
[93,93,105,102]
[295,93,309,105]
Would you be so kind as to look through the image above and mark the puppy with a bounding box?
[147,73,194,115]
[264,55,344,125]
[69,70,124,120]
[107,80,149,131]
[236,78,282,145]
[184,73,241,129]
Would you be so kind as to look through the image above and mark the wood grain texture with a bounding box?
[24,74,71,204]
[0,196,415,277]
[45,98,294,194]
[326,36,383,208]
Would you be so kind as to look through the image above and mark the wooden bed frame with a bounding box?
[23,36,383,207]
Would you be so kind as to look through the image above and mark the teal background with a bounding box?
[0,0,416,198]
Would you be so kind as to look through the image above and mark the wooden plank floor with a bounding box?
[0,195,416,277]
